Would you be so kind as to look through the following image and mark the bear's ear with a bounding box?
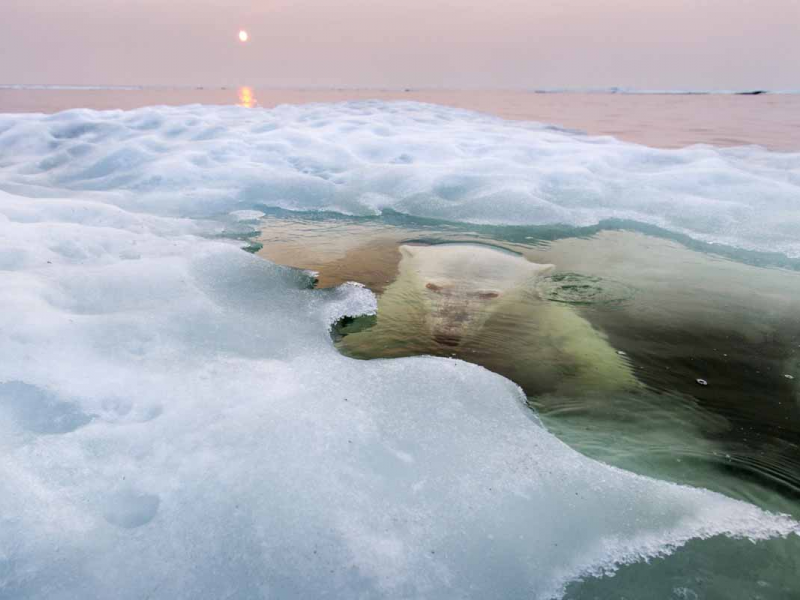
[399,245,419,259]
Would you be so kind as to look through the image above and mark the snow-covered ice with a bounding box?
[1,101,798,257]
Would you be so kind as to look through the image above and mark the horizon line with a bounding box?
[1,84,798,95]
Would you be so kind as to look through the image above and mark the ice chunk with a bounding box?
[0,102,798,258]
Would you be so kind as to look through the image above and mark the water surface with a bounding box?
[257,211,800,597]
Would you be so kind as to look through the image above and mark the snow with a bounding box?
[1,101,798,257]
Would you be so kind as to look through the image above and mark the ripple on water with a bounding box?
[535,272,637,305]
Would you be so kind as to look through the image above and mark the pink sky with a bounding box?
[2,0,798,89]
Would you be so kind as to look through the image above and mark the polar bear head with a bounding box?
[397,244,554,347]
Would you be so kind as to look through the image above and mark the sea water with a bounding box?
[257,211,800,598]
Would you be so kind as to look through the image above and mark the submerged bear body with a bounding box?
[338,243,637,396]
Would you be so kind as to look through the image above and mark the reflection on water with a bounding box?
[255,212,800,597]
[237,86,257,108]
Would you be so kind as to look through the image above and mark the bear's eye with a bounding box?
[476,291,499,299]
[426,282,442,293]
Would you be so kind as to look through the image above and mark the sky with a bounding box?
[1,0,798,90]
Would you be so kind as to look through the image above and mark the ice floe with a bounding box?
[1,101,798,257]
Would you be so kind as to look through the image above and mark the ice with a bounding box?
[0,103,798,598]
[0,381,92,435]
[1,188,798,599]
[0,102,798,257]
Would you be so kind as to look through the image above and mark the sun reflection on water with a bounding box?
[237,86,257,108]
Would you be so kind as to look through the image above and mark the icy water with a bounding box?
[257,211,800,598]
[2,96,799,598]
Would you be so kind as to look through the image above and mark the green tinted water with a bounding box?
[257,212,800,598]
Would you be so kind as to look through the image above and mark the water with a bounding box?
[257,211,800,597]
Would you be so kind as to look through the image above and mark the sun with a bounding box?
[238,30,249,43]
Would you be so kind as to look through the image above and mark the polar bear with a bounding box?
[392,244,555,347]
[337,243,637,396]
